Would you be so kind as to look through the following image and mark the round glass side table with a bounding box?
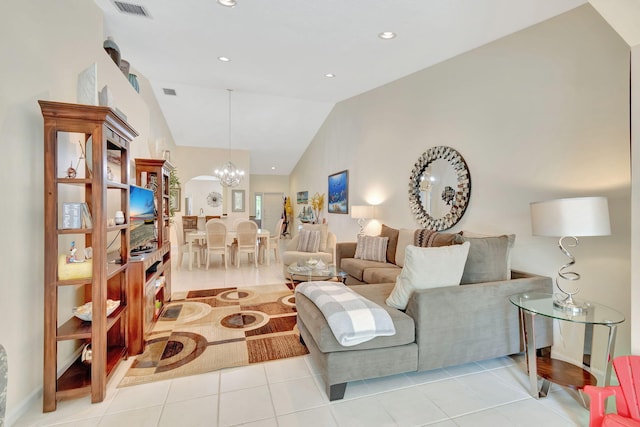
[509,292,625,398]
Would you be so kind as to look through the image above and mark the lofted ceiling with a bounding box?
[93,0,586,175]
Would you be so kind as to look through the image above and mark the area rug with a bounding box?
[118,283,308,387]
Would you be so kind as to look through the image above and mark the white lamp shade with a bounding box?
[351,205,374,219]
[530,196,611,237]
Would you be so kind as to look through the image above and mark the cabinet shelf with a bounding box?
[56,345,127,399]
[57,304,126,340]
[41,100,137,412]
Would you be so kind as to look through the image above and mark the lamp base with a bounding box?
[553,294,588,314]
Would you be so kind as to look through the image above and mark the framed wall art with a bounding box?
[232,189,245,212]
[328,169,349,214]
[170,187,181,212]
[297,191,308,204]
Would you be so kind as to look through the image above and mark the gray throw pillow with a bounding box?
[456,234,515,284]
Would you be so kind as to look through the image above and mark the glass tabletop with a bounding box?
[509,292,625,325]
[287,263,347,280]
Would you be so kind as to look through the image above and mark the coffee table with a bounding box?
[509,292,625,399]
[286,263,348,288]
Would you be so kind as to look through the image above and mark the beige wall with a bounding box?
[291,5,631,369]
[0,0,177,421]
[249,174,290,216]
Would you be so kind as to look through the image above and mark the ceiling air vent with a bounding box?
[113,1,151,17]
[163,88,177,96]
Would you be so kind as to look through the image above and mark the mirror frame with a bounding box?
[408,146,471,230]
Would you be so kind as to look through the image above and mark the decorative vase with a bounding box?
[128,73,140,93]
[114,211,125,225]
[103,37,121,67]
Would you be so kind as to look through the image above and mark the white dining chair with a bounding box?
[204,219,229,269]
[260,217,284,264]
[174,218,203,270]
[233,220,258,268]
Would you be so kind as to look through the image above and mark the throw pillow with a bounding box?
[297,229,321,253]
[386,242,470,310]
[455,234,515,284]
[302,223,328,252]
[395,228,461,267]
[354,235,389,262]
[379,224,399,264]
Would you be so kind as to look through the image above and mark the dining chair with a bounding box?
[233,220,258,268]
[181,215,198,239]
[174,218,203,270]
[204,219,229,269]
[260,217,284,264]
[584,355,640,427]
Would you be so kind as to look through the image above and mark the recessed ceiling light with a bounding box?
[271,166,276,170]
[218,56,230,62]
[378,31,396,40]
[325,73,336,78]
[217,0,237,7]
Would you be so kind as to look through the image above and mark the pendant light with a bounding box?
[214,89,244,187]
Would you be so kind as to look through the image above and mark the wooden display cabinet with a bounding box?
[127,241,171,355]
[40,101,137,412]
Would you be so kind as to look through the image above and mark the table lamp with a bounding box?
[351,205,374,235]
[530,196,610,313]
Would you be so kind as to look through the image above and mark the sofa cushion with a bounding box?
[456,234,515,284]
[341,258,396,282]
[354,235,388,262]
[380,224,399,264]
[395,228,460,267]
[297,229,321,252]
[302,223,329,252]
[386,242,470,310]
[296,282,415,353]
[363,267,402,284]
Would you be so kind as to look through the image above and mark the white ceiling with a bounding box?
[93,0,586,175]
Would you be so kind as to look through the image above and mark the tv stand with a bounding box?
[128,241,171,355]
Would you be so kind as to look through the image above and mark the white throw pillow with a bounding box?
[386,242,470,310]
[354,235,389,262]
[297,229,321,252]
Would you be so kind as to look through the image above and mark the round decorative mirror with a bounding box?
[408,146,471,230]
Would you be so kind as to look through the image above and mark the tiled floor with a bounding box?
[14,244,590,426]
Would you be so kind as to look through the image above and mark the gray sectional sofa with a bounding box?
[295,226,553,401]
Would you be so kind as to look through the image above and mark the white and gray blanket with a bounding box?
[296,281,396,346]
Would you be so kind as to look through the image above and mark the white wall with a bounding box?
[291,5,631,369]
[0,0,177,421]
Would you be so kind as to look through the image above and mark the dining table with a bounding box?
[185,229,271,270]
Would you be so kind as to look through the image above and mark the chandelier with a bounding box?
[214,89,245,187]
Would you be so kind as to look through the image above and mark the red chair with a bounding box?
[584,355,640,427]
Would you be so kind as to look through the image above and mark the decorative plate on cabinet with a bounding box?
[207,191,222,207]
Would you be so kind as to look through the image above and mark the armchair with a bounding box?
[584,355,640,427]
[282,224,336,275]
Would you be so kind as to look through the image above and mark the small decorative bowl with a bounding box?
[73,299,120,322]
[305,258,319,268]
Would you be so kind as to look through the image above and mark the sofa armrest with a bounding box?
[323,232,337,263]
[405,272,553,371]
[336,242,357,269]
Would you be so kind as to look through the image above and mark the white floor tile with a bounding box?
[98,405,163,427]
[277,406,338,427]
[264,356,312,383]
[106,380,171,414]
[374,387,449,426]
[239,418,278,427]
[493,398,582,426]
[417,377,490,418]
[330,396,398,427]
[166,371,219,403]
[218,385,275,427]
[158,394,218,427]
[405,368,450,385]
[219,364,267,393]
[270,377,326,415]
[442,361,484,377]
[362,373,414,395]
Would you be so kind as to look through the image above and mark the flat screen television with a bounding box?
[129,185,156,254]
